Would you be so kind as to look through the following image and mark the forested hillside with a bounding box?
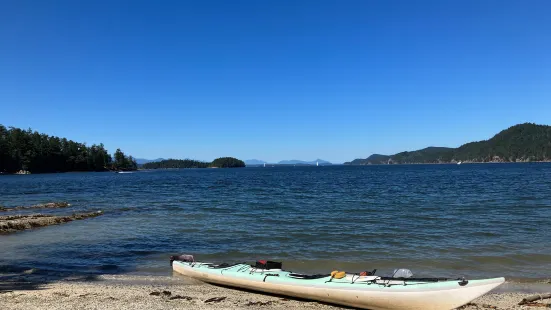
[0,125,137,173]
[345,123,551,165]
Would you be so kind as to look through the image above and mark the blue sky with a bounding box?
[1,0,550,163]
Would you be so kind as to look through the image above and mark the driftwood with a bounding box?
[519,293,551,305]
[204,297,227,303]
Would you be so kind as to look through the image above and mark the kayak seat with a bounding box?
[288,273,330,279]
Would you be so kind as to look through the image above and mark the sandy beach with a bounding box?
[1,271,550,310]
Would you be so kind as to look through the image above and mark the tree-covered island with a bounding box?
[142,157,245,169]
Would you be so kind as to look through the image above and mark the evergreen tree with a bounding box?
[113,148,137,171]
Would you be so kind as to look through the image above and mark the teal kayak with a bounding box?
[171,258,504,310]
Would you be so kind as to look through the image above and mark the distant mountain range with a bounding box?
[135,158,165,165]
[244,159,332,166]
[244,159,267,165]
[277,159,331,165]
[344,123,551,165]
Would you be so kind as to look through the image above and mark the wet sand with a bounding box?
[1,274,550,310]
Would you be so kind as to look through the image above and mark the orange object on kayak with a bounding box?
[330,270,346,279]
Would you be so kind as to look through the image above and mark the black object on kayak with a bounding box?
[170,254,195,265]
[254,260,282,269]
[288,273,330,279]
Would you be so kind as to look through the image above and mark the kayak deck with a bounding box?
[177,262,468,290]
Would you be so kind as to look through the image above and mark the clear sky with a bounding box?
[1,0,550,163]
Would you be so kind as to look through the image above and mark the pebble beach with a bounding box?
[1,273,550,310]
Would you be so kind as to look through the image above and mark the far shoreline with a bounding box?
[342,161,551,166]
[0,166,248,176]
[4,161,551,175]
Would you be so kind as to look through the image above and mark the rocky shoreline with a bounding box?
[0,201,102,234]
[0,202,71,212]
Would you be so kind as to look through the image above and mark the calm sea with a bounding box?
[1,164,550,280]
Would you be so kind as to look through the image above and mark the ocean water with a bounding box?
[1,164,550,281]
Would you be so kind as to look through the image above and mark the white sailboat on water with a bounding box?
[316,161,319,167]
[263,163,266,168]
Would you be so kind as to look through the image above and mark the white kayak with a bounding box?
[171,257,504,310]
